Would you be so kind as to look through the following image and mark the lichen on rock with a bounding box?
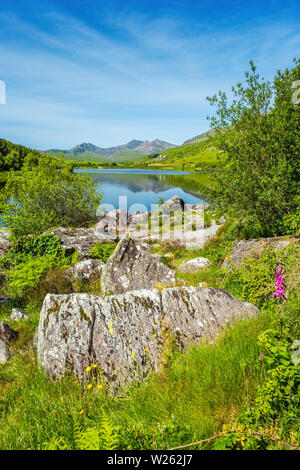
[37,287,259,389]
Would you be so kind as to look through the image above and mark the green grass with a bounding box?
[0,303,272,450]
[0,225,298,450]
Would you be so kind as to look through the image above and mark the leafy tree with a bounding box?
[4,149,23,170]
[3,158,102,238]
[207,59,300,238]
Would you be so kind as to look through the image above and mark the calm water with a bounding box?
[74,168,208,213]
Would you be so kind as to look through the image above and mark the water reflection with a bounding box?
[75,169,208,212]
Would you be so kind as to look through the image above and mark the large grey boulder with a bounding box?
[64,259,105,282]
[160,195,184,214]
[92,289,163,384]
[162,287,259,346]
[222,236,298,268]
[37,293,97,379]
[178,257,211,273]
[101,237,176,295]
[0,229,10,259]
[37,287,259,387]
[0,322,18,364]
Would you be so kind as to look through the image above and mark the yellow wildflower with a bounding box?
[131,352,135,358]
[87,384,93,390]
[92,364,97,368]
[85,366,91,372]
[97,384,103,390]
[109,327,114,334]
[79,410,84,415]
[144,348,148,352]
[153,334,157,338]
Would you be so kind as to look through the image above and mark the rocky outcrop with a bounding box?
[178,257,211,273]
[0,229,10,259]
[64,259,105,282]
[37,287,259,387]
[101,237,176,295]
[160,195,184,213]
[47,227,117,260]
[0,322,18,364]
[222,236,298,268]
[46,197,224,255]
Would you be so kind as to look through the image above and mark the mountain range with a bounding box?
[46,139,176,162]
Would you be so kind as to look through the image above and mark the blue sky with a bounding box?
[0,0,299,150]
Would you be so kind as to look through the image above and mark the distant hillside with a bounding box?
[46,139,176,162]
[130,135,224,171]
[183,129,217,145]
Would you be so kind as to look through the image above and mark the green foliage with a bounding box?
[7,255,70,298]
[0,307,272,450]
[157,197,165,207]
[12,234,63,259]
[43,410,118,450]
[221,244,299,308]
[0,235,63,270]
[214,318,300,450]
[2,158,102,237]
[89,242,117,262]
[253,325,299,421]
[207,59,300,237]
[0,138,41,172]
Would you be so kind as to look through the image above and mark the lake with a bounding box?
[74,169,209,213]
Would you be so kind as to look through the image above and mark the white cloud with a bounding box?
[0,6,299,148]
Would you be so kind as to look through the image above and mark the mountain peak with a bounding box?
[47,138,176,161]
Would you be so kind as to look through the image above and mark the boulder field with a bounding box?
[5,196,293,389]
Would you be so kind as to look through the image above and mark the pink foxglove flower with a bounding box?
[273,265,287,301]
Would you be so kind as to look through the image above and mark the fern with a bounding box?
[42,436,69,450]
[74,426,100,450]
[99,408,118,450]
[42,409,118,450]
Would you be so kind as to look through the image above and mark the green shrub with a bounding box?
[7,254,70,298]
[0,234,64,270]
[221,244,299,308]
[12,235,63,258]
[89,242,117,262]
[2,158,102,238]
[207,59,300,238]
[214,318,300,450]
